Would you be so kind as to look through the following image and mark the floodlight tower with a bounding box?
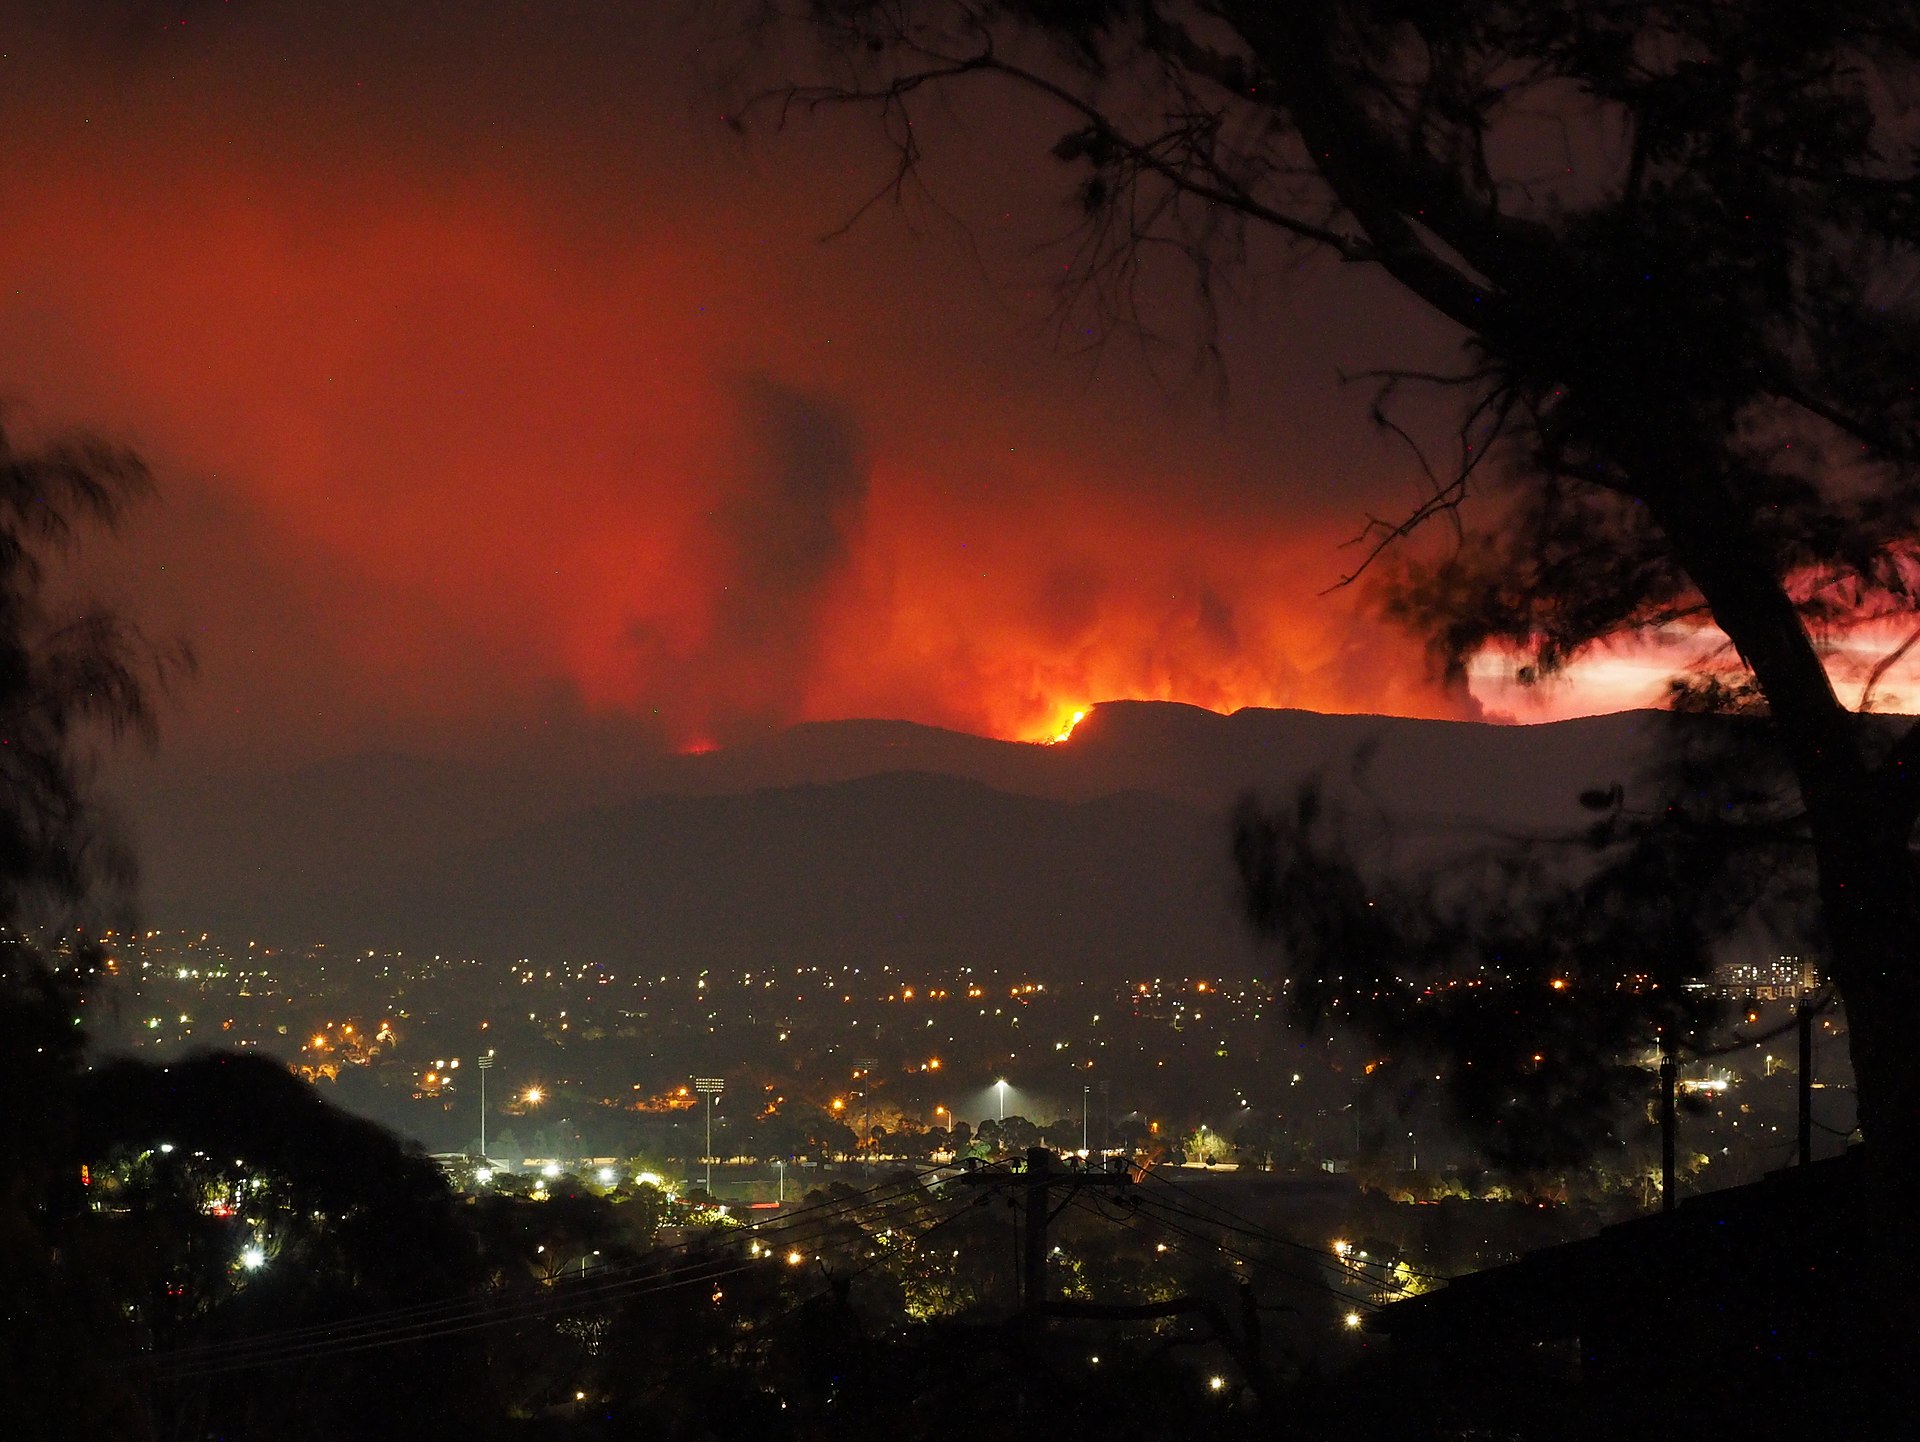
[694,1077,725,1195]
[476,1051,494,1162]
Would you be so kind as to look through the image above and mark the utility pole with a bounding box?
[955,1147,1134,1315]
[1022,1150,1050,1309]
[694,1077,724,1196]
[1659,1052,1677,1213]
[1797,1000,1814,1166]
[476,1052,493,1161]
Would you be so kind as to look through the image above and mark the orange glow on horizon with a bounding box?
[1,26,1913,770]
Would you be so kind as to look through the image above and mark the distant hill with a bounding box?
[110,703,1670,975]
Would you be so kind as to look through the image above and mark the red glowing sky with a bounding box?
[0,4,1887,775]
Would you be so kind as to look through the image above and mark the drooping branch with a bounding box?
[1324,370,1518,592]
[1858,623,1920,713]
[764,43,1381,260]
[1763,371,1920,468]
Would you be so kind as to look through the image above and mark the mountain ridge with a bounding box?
[112,702,1672,973]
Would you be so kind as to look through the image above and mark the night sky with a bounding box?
[0,2,1762,780]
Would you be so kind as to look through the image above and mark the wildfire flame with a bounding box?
[1047,708,1089,745]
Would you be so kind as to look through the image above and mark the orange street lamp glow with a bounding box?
[523,1086,545,1105]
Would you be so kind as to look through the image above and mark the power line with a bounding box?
[146,1167,935,1367]
[1134,1164,1451,1282]
[1076,1192,1384,1314]
[140,1165,953,1376]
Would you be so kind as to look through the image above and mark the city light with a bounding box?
[1208,1375,1226,1392]
[523,1086,545,1105]
[475,1167,494,1185]
[240,1246,266,1271]
[1344,1311,1364,1330]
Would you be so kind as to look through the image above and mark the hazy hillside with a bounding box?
[112,703,1669,970]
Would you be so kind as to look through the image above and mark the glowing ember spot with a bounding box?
[1048,708,1089,745]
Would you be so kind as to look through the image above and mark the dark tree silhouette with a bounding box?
[765,4,1920,1174]
[75,1052,492,1442]
[0,412,184,1438]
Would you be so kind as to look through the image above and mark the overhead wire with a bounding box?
[1132,1164,1452,1282]
[145,1164,942,1368]
[147,1197,920,1379]
[1070,1191,1384,1313]
[834,1192,979,1287]
[149,1256,775,1380]
[140,1164,953,1377]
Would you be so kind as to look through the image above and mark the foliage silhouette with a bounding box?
[761,1,1920,1177]
[0,411,184,1440]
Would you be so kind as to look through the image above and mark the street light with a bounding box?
[695,1077,724,1196]
[476,1051,494,1162]
[996,1079,1008,1123]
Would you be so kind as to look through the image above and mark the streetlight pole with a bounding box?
[854,1058,878,1157]
[476,1052,493,1161]
[775,1159,785,1204]
[1082,1086,1090,1154]
[694,1078,724,1197]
